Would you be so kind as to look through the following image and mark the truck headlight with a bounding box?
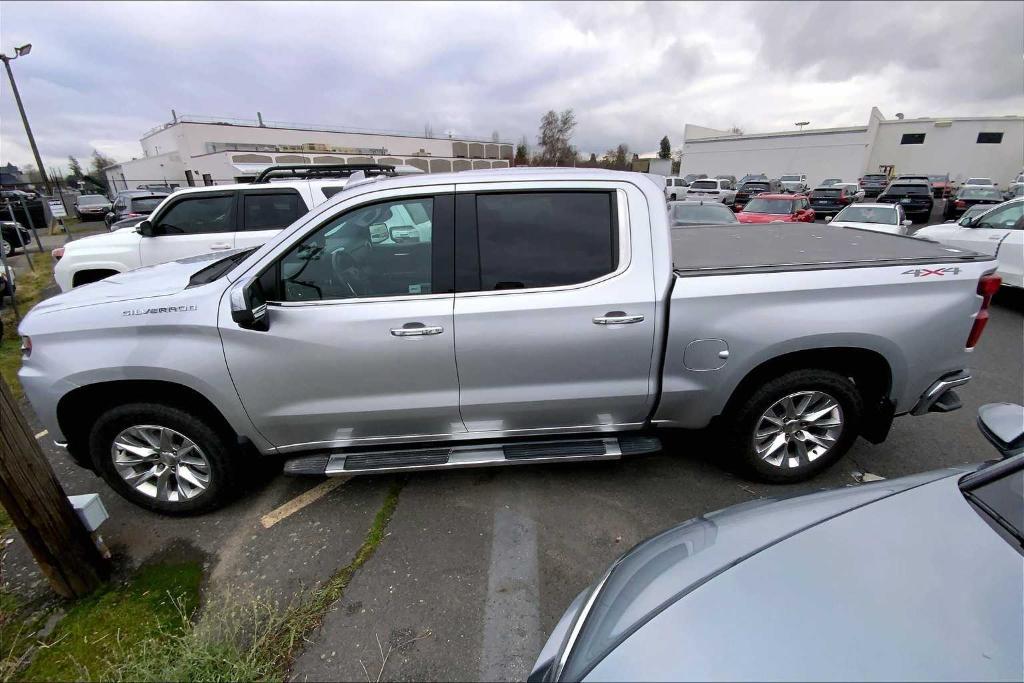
[20,335,31,358]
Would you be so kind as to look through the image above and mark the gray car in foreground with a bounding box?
[531,403,1024,682]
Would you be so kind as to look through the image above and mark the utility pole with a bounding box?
[1,43,53,195]
[0,377,110,597]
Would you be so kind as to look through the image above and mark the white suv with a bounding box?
[52,166,421,291]
[684,178,737,205]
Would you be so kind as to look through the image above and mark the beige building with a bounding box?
[104,113,513,190]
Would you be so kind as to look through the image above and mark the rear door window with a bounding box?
[473,192,616,290]
[242,191,306,231]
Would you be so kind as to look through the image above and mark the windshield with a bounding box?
[821,179,841,185]
[132,197,165,213]
[960,187,1004,200]
[884,184,930,196]
[833,205,896,225]
[1014,186,1024,197]
[959,205,992,223]
[780,175,800,182]
[78,195,107,206]
[812,189,842,198]
[928,174,949,182]
[689,180,719,190]
[966,178,993,185]
[669,203,739,225]
[743,198,794,214]
[864,174,888,181]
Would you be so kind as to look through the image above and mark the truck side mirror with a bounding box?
[977,403,1024,458]
[138,219,154,237]
[230,277,270,331]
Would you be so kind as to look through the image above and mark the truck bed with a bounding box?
[672,224,991,276]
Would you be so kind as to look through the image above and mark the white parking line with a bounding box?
[260,477,349,529]
[34,429,48,440]
[480,496,541,681]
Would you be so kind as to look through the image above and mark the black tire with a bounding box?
[89,402,239,514]
[724,369,863,483]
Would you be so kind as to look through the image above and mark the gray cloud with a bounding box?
[1,0,1021,173]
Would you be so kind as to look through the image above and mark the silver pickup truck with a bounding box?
[17,169,999,513]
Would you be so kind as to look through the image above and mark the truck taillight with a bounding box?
[51,247,64,261]
[20,336,31,358]
[966,274,1001,348]
[955,200,966,208]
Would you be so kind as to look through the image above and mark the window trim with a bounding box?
[149,190,237,236]
[454,187,630,298]
[262,192,454,306]
[237,187,308,232]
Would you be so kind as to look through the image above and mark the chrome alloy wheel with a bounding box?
[111,425,211,502]
[753,391,844,469]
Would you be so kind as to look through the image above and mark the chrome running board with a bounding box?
[283,434,661,477]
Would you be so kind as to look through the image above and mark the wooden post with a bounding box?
[0,377,109,597]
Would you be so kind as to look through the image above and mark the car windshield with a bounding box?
[837,184,859,193]
[740,182,770,192]
[780,175,801,181]
[928,174,949,182]
[131,197,165,212]
[966,178,993,185]
[833,206,896,225]
[884,184,930,196]
[959,205,992,223]
[689,180,718,190]
[960,188,1003,200]
[743,198,794,214]
[78,195,107,206]
[1014,186,1024,197]
[812,189,842,198]
[187,248,258,286]
[864,174,888,181]
[669,203,739,226]
[821,179,841,185]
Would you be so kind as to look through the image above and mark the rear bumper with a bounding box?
[910,370,971,416]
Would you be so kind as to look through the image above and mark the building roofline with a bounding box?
[140,114,514,146]
[685,125,869,143]
[877,114,1024,125]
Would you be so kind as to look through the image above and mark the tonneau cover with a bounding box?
[672,223,989,276]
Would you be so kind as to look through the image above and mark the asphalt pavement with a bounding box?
[2,204,1021,682]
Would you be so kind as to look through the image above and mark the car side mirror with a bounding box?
[138,219,154,237]
[230,277,269,331]
[105,212,114,221]
[825,216,833,223]
[368,223,389,244]
[902,219,913,227]
[977,403,1024,458]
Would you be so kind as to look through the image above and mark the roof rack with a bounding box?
[253,163,396,184]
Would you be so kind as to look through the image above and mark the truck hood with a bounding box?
[30,250,235,314]
[62,226,141,254]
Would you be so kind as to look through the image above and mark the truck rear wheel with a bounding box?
[89,402,238,514]
[725,369,863,483]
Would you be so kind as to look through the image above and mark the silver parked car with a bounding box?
[531,403,1024,682]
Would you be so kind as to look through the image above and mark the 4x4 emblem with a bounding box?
[901,267,961,277]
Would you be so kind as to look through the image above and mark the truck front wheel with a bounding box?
[725,369,863,483]
[89,402,239,514]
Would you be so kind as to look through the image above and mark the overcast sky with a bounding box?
[2,0,1022,172]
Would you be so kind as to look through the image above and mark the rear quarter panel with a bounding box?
[654,260,994,428]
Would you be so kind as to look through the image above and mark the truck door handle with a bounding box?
[390,323,444,336]
[593,312,645,325]
[209,242,232,250]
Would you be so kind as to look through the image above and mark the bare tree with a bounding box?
[601,143,630,170]
[491,130,500,143]
[728,125,745,135]
[536,109,578,166]
[424,122,434,139]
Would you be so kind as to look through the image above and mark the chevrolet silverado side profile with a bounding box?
[18,168,999,513]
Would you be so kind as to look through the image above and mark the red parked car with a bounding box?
[735,194,816,223]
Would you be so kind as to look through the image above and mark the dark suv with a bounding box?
[876,181,934,222]
[734,179,779,211]
[105,190,170,228]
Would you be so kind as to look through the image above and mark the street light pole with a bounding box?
[1,44,53,195]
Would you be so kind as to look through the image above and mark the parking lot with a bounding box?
[0,201,1018,680]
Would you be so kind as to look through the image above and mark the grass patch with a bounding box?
[1,251,54,401]
[18,562,202,682]
[9,480,404,682]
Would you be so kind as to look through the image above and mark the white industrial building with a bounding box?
[103,113,514,191]
[679,108,1024,188]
